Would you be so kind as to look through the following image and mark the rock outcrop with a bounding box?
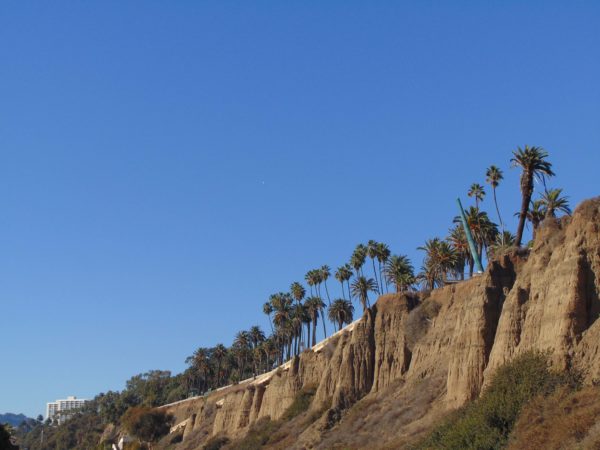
[158,197,600,449]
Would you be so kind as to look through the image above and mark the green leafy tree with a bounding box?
[121,406,172,443]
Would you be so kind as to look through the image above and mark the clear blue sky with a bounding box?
[1,1,598,418]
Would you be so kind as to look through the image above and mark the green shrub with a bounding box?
[418,351,580,450]
[231,417,282,450]
[203,435,230,450]
[281,386,316,421]
[121,406,173,443]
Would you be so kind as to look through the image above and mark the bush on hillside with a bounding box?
[121,406,173,443]
[417,351,580,450]
[203,435,230,450]
[507,385,600,449]
[281,386,317,421]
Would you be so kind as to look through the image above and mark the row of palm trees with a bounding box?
[185,146,572,395]
[418,146,571,289]
[262,241,416,360]
[184,241,416,393]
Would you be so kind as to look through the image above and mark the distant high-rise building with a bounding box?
[46,396,88,424]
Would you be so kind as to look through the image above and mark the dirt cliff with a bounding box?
[158,197,600,449]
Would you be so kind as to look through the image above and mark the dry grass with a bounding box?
[404,298,441,351]
[317,373,446,449]
[508,386,600,450]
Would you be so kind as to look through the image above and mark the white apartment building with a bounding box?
[46,396,88,424]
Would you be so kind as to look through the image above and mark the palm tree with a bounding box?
[350,244,367,277]
[328,299,354,331]
[291,303,304,356]
[367,240,382,294]
[191,348,211,392]
[290,282,306,304]
[540,188,571,218]
[320,265,332,306]
[453,207,498,271]
[375,242,391,293]
[351,276,378,312]
[489,231,516,258]
[486,165,505,240]
[383,254,415,292]
[335,264,353,300]
[249,326,265,349]
[305,270,317,296]
[213,344,227,387]
[511,146,555,246]
[468,183,486,210]
[263,302,274,333]
[525,200,546,240]
[418,238,458,288]
[304,296,325,346]
[447,225,470,280]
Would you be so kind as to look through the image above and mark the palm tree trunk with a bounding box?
[371,259,380,294]
[493,187,504,242]
[515,174,533,247]
[312,318,317,346]
[340,282,346,300]
[324,282,331,306]
[321,310,327,339]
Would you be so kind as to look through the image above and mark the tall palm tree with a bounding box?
[383,254,415,292]
[304,296,325,346]
[350,244,367,277]
[328,299,354,331]
[291,303,304,356]
[249,326,265,349]
[263,302,274,334]
[447,225,470,280]
[468,183,486,210]
[320,265,332,306]
[540,188,571,218]
[418,238,458,288]
[453,207,498,271]
[335,264,353,300]
[375,242,391,293]
[290,282,306,304]
[486,165,504,243]
[511,146,555,246]
[213,344,227,387]
[367,240,382,294]
[305,270,317,297]
[351,276,378,312]
[191,347,211,392]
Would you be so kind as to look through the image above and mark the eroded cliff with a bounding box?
[158,197,600,450]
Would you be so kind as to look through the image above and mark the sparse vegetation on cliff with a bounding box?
[417,352,580,450]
